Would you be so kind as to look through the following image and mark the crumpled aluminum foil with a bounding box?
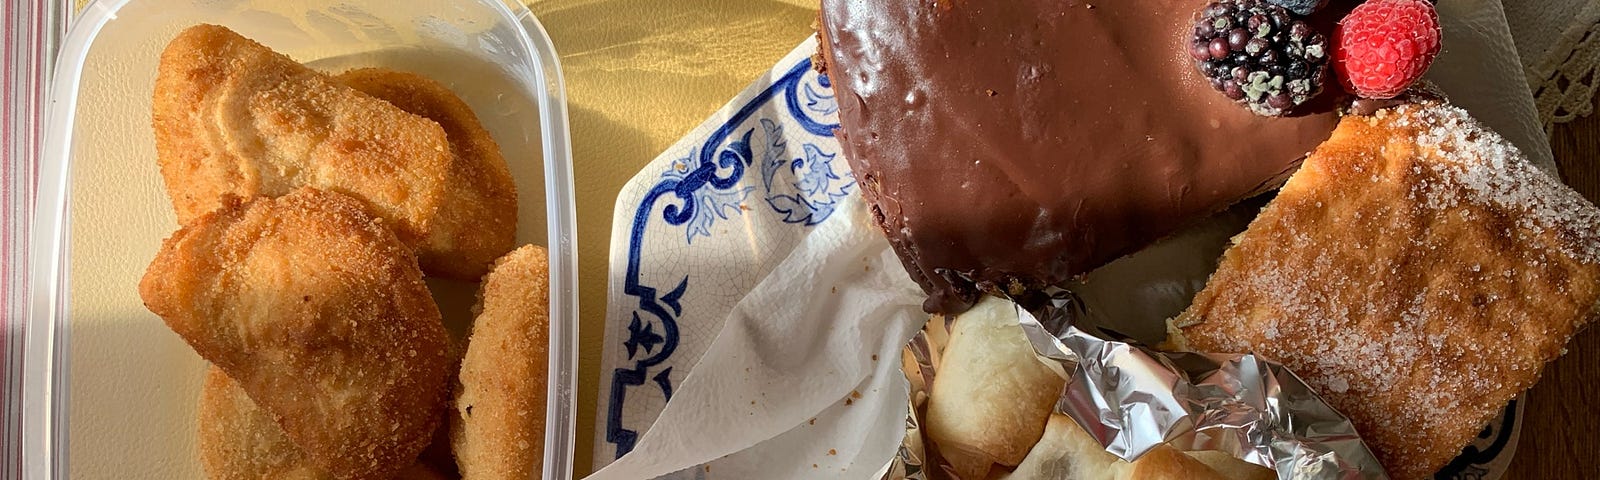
[884,331,934,480]
[881,294,1390,480]
[1024,293,1388,480]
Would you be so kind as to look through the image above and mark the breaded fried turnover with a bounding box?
[141,188,452,480]
[452,245,552,479]
[336,68,518,279]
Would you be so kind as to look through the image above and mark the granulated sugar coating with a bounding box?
[1174,99,1600,480]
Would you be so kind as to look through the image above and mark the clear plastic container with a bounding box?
[25,0,578,478]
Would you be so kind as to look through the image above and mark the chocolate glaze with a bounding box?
[819,0,1342,313]
[1349,82,1448,116]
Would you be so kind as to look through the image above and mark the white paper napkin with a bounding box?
[588,194,926,480]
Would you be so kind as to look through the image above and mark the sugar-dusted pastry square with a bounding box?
[1174,100,1600,480]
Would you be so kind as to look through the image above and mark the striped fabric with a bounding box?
[3,0,70,477]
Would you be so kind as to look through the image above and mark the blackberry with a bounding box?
[1189,0,1330,116]
[1265,0,1327,16]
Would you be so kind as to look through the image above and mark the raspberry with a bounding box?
[1332,0,1442,99]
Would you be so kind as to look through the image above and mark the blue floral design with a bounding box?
[605,58,842,459]
[758,118,789,192]
[1434,398,1517,479]
[664,147,756,244]
[803,82,837,116]
[760,119,854,226]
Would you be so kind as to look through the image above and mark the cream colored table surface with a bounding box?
[521,0,817,474]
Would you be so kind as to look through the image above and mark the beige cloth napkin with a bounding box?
[1504,0,1600,126]
[1429,0,1557,173]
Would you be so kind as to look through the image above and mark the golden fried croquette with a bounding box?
[199,367,456,480]
[152,24,452,246]
[452,245,551,479]
[141,188,452,480]
[335,68,518,280]
[198,366,327,480]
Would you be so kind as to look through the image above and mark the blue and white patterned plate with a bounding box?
[594,38,1520,479]
[594,37,850,468]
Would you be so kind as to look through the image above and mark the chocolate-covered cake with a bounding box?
[817,0,1342,313]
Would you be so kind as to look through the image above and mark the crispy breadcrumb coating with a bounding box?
[452,245,551,480]
[142,188,452,480]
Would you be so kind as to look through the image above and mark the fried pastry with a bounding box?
[1175,100,1600,479]
[998,415,1258,480]
[925,296,1065,471]
[141,188,452,480]
[995,414,1119,480]
[198,367,455,480]
[452,245,552,480]
[152,24,451,246]
[198,366,328,480]
[1179,451,1276,480]
[336,68,518,280]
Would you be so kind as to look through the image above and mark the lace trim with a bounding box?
[1528,2,1600,127]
